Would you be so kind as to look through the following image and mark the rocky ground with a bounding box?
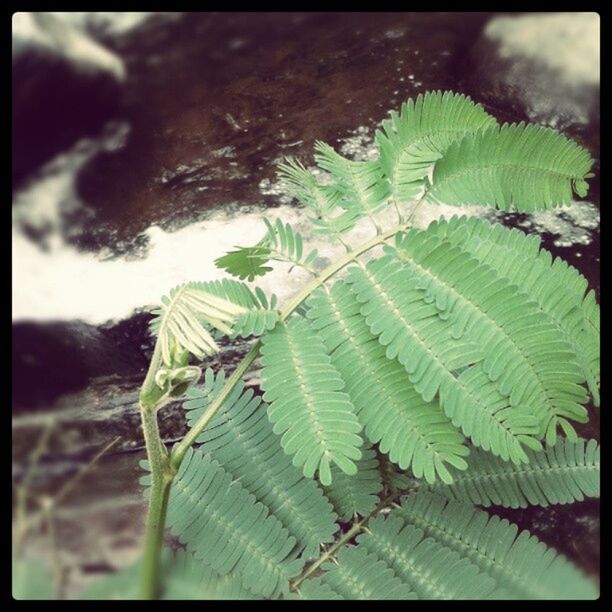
[12,12,600,598]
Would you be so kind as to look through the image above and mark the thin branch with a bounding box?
[290,492,400,591]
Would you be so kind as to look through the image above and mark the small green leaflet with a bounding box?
[215,245,273,281]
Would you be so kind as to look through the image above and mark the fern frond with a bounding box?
[322,447,384,520]
[427,122,594,211]
[184,368,339,559]
[376,91,496,202]
[426,438,600,508]
[263,217,319,272]
[441,364,542,464]
[428,215,600,405]
[182,279,278,339]
[149,283,247,365]
[356,513,498,599]
[397,492,598,599]
[314,141,390,217]
[166,448,304,597]
[307,282,469,483]
[291,546,417,600]
[346,256,483,401]
[278,158,361,240]
[391,229,588,442]
[214,245,273,281]
[260,317,363,485]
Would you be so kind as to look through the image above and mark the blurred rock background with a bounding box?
[12,12,599,598]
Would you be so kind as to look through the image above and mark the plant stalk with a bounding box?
[138,340,175,599]
[290,493,398,591]
[138,400,174,599]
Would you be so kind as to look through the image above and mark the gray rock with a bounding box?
[12,12,126,188]
[468,12,600,130]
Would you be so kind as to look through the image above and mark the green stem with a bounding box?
[290,493,397,591]
[138,339,175,599]
[139,400,173,599]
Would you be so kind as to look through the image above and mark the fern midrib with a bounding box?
[285,329,332,459]
[290,493,398,592]
[345,161,372,215]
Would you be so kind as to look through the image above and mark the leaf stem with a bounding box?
[290,493,398,591]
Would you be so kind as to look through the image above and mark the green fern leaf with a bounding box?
[184,368,339,559]
[345,254,538,455]
[579,289,600,402]
[292,546,417,600]
[356,513,498,599]
[307,282,469,483]
[391,229,588,442]
[263,217,319,271]
[441,364,543,464]
[376,90,496,202]
[166,448,304,597]
[184,279,278,339]
[278,158,361,240]
[149,283,247,365]
[346,256,482,402]
[426,438,600,508]
[286,580,343,600]
[427,122,594,211]
[260,317,363,485]
[322,447,384,520]
[314,141,390,216]
[397,492,598,599]
[214,245,273,281]
[427,215,600,405]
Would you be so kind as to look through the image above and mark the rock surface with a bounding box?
[12,12,125,188]
[467,12,600,131]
